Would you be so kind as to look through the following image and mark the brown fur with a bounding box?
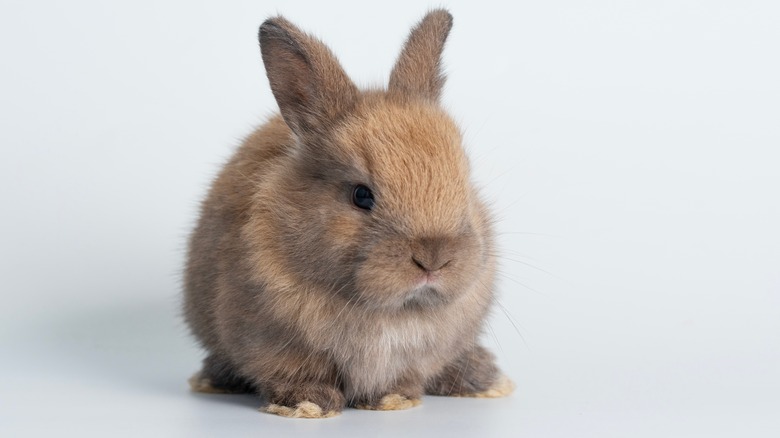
[183,9,512,418]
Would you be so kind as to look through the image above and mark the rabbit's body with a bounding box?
[184,11,513,418]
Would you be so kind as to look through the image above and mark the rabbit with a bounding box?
[183,9,514,418]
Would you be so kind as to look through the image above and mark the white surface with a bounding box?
[1,1,779,437]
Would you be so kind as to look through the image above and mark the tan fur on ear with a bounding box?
[389,9,453,101]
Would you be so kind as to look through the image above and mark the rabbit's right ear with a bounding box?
[259,17,358,136]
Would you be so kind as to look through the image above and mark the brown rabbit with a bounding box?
[184,9,514,418]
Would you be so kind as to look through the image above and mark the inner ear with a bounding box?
[259,17,358,136]
[388,9,453,102]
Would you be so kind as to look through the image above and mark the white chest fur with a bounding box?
[330,313,445,398]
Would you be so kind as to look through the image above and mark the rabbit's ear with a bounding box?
[388,9,453,102]
[259,17,358,136]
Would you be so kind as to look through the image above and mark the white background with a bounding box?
[1,1,778,436]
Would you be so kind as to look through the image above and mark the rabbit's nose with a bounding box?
[411,236,454,272]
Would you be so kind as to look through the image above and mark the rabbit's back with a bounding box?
[183,116,292,351]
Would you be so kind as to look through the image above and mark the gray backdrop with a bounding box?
[1,1,778,436]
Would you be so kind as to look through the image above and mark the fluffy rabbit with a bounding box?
[184,9,514,418]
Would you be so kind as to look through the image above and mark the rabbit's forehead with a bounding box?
[336,101,468,181]
[335,100,472,229]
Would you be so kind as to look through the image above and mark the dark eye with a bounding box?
[352,184,375,210]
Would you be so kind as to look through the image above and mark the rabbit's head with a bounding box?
[250,10,494,311]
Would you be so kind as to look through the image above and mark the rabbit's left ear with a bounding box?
[388,9,453,102]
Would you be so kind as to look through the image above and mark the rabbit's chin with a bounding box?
[386,275,466,311]
[401,285,449,309]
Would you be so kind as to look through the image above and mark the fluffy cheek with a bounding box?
[353,238,416,309]
[321,211,363,256]
[274,200,365,290]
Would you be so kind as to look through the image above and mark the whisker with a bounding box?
[484,321,505,355]
[494,270,545,296]
[488,253,560,279]
[473,276,528,350]
[494,299,528,349]
[496,231,561,238]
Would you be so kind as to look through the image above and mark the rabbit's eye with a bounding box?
[352,184,375,210]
